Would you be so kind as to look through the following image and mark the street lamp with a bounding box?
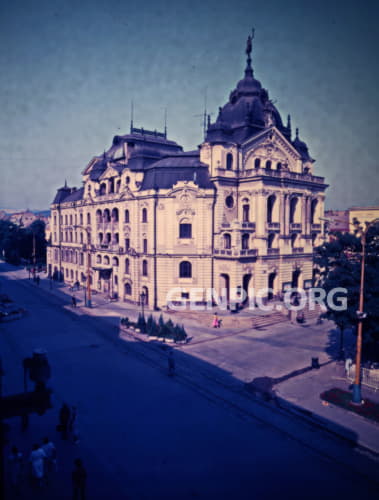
[351,218,379,404]
[140,290,146,319]
[74,225,92,308]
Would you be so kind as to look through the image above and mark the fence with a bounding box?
[347,366,379,391]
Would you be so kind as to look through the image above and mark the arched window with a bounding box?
[103,256,110,265]
[124,209,129,223]
[96,254,102,264]
[223,233,231,249]
[254,158,261,168]
[310,199,318,224]
[267,195,276,223]
[96,209,102,223]
[277,162,282,171]
[125,283,132,295]
[241,234,249,250]
[290,197,298,224]
[112,257,119,267]
[126,176,130,184]
[100,183,106,195]
[142,260,148,276]
[242,204,250,222]
[226,153,233,170]
[98,232,103,244]
[125,258,130,274]
[103,209,111,222]
[106,233,111,244]
[111,208,119,222]
[265,160,272,169]
[142,208,147,223]
[113,233,119,245]
[267,233,275,249]
[179,261,192,278]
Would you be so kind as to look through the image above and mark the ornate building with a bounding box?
[47,37,327,309]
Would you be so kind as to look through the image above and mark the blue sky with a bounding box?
[0,0,378,210]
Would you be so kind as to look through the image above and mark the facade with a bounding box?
[47,38,328,309]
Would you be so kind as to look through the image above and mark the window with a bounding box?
[80,232,83,244]
[97,255,102,264]
[226,152,233,170]
[100,183,106,195]
[104,209,111,223]
[310,199,318,224]
[96,210,102,223]
[267,195,275,223]
[241,234,249,250]
[113,233,119,245]
[112,257,119,267]
[142,260,148,276]
[268,233,275,249]
[126,176,130,184]
[125,238,130,250]
[125,258,130,274]
[112,208,119,222]
[125,283,132,295]
[104,256,110,265]
[106,233,111,244]
[179,261,192,278]
[223,233,231,249]
[142,208,147,223]
[242,204,250,222]
[116,180,121,193]
[87,213,91,225]
[124,209,129,223]
[254,158,261,168]
[65,215,68,225]
[277,162,282,171]
[54,215,57,225]
[290,197,298,224]
[179,223,192,239]
[265,160,272,169]
[143,239,148,253]
[291,233,297,248]
[98,232,103,244]
[225,195,234,208]
[80,213,83,225]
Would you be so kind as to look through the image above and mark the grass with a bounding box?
[320,388,379,423]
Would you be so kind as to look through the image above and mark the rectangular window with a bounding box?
[179,223,192,239]
[143,239,147,253]
[125,238,130,250]
[181,292,190,299]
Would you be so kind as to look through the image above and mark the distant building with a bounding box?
[7,210,49,227]
[47,37,327,307]
[349,206,379,229]
[324,210,349,233]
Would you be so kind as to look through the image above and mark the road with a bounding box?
[1,262,378,499]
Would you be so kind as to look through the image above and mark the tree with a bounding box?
[314,222,379,361]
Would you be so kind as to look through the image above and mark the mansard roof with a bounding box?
[141,151,214,190]
[52,186,84,204]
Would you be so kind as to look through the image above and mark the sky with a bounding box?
[0,0,378,210]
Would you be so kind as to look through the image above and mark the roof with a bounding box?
[52,186,84,204]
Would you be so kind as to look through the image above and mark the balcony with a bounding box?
[242,222,256,229]
[311,223,321,232]
[292,247,304,253]
[214,248,258,258]
[241,167,326,184]
[240,249,258,256]
[266,222,280,231]
[214,249,233,256]
[267,248,280,255]
[290,223,302,232]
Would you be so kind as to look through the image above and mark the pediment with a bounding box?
[99,165,121,180]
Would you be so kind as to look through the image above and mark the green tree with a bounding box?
[314,222,379,361]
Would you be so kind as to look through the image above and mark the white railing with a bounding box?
[347,366,379,391]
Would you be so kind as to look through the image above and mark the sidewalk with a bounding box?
[7,266,379,457]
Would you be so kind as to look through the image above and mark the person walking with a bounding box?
[58,403,71,440]
[69,405,80,444]
[72,458,87,500]
[41,437,57,481]
[29,444,46,488]
[212,313,219,328]
[168,350,175,377]
[8,445,23,493]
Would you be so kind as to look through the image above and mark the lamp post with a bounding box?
[351,217,379,404]
[74,225,92,308]
[140,290,146,319]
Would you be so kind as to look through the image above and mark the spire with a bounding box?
[130,100,134,133]
[244,29,255,77]
[287,114,292,138]
[296,127,299,140]
[164,107,167,138]
[64,179,67,188]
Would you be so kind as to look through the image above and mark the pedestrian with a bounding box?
[72,295,77,307]
[8,445,23,492]
[41,437,57,480]
[29,443,46,488]
[168,350,175,376]
[72,458,87,500]
[36,275,40,286]
[69,405,80,444]
[58,403,71,440]
[212,313,219,328]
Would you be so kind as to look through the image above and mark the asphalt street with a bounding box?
[1,262,378,499]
